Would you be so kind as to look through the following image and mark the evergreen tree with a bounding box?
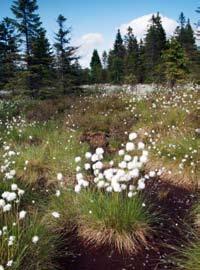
[144,13,166,82]
[108,29,125,84]
[29,29,54,97]
[0,17,19,88]
[11,0,42,63]
[114,29,126,58]
[175,13,199,82]
[54,14,78,93]
[176,13,196,53]
[162,38,188,87]
[124,26,139,84]
[90,49,102,83]
[11,0,44,94]
[137,39,146,83]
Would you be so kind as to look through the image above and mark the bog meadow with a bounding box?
[0,0,200,269]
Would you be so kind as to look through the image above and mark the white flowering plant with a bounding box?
[73,132,161,252]
[74,132,162,196]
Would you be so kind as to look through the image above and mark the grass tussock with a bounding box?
[75,190,154,253]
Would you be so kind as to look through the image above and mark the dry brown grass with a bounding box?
[77,223,150,254]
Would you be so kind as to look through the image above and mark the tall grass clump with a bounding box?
[76,190,153,253]
[71,132,162,253]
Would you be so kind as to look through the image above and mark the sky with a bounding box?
[0,0,199,67]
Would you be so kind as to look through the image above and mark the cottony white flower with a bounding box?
[76,173,83,181]
[124,154,132,162]
[6,192,17,202]
[97,180,105,189]
[94,161,103,170]
[149,171,156,177]
[52,211,60,218]
[55,190,61,197]
[9,169,16,176]
[138,179,145,190]
[76,166,81,172]
[129,132,137,141]
[138,142,145,150]
[96,147,104,155]
[128,191,133,198]
[140,155,148,163]
[81,180,89,187]
[3,204,12,212]
[106,186,113,192]
[18,189,25,196]
[32,235,39,244]
[91,154,99,162]
[85,152,92,159]
[6,260,13,267]
[84,163,91,170]
[8,151,15,156]
[126,142,135,152]
[129,185,135,191]
[118,149,125,156]
[119,161,127,169]
[57,173,63,181]
[129,168,139,178]
[0,199,5,207]
[0,265,4,270]
[75,156,81,163]
[19,210,27,220]
[75,184,81,193]
[142,150,149,156]
[11,184,18,191]
[112,182,121,192]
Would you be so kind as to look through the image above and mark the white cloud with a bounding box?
[76,33,104,67]
[120,13,178,40]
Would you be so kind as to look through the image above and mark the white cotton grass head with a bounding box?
[129,132,137,141]
[32,235,39,244]
[19,210,27,220]
[52,211,60,218]
[57,173,63,181]
[73,132,157,196]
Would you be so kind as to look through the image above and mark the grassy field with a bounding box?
[0,88,199,269]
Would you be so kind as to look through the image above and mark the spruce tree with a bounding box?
[144,13,166,82]
[176,13,199,81]
[29,29,54,97]
[137,39,146,83]
[124,26,139,84]
[11,0,42,63]
[90,49,102,83]
[11,0,44,94]
[54,14,78,94]
[0,17,19,89]
[108,29,125,84]
[162,38,188,87]
[176,13,196,53]
[114,29,126,58]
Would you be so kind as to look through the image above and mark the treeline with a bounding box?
[0,0,83,98]
[0,1,200,100]
[90,12,200,87]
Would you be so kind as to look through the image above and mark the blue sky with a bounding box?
[0,0,199,66]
